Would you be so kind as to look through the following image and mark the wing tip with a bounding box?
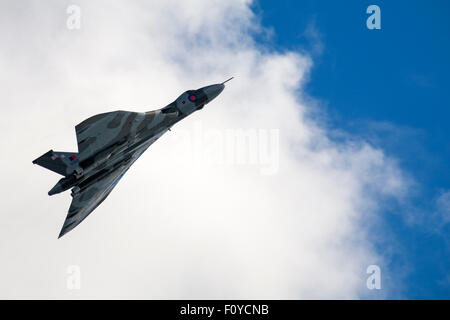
[58,220,77,239]
[58,228,67,239]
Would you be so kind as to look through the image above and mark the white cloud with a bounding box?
[303,18,325,56]
[0,0,408,298]
[435,191,450,225]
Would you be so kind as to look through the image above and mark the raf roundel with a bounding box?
[188,94,197,102]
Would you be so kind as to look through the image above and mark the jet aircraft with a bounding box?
[33,79,232,238]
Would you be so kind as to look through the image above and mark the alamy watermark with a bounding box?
[366,5,381,30]
[366,265,381,290]
[66,5,81,30]
[66,265,81,290]
[168,121,280,175]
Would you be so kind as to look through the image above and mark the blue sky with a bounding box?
[255,0,450,299]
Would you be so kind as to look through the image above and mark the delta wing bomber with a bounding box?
[33,79,232,238]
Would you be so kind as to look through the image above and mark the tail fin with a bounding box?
[32,150,80,176]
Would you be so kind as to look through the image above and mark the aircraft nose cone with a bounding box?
[201,84,225,103]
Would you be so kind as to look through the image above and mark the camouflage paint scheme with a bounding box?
[33,82,228,238]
